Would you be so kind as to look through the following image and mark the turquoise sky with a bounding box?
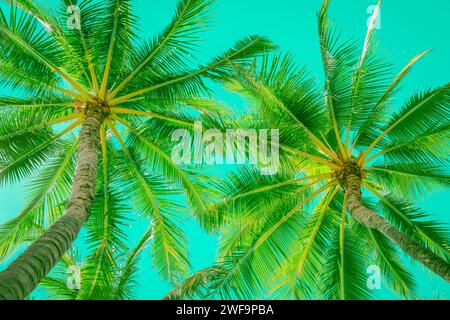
[0,0,449,299]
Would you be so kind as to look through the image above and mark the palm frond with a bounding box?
[364,227,416,298]
[163,266,227,300]
[110,122,190,283]
[98,0,135,97]
[366,163,450,198]
[114,228,153,299]
[0,3,89,98]
[361,83,450,158]
[321,219,375,300]
[109,35,276,105]
[271,187,339,299]
[114,116,217,228]
[110,0,212,98]
[364,188,450,260]
[354,50,431,150]
[0,139,77,260]
[80,151,131,299]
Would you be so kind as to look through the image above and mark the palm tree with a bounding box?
[166,0,450,300]
[0,0,274,299]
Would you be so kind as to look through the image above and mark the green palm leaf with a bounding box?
[0,139,76,260]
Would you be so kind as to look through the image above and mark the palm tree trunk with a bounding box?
[0,110,102,300]
[343,171,450,282]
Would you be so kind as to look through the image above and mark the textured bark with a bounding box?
[0,109,102,300]
[342,168,450,282]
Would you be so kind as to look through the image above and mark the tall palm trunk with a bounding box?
[0,109,102,300]
[342,168,450,282]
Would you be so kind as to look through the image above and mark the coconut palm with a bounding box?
[0,0,275,299]
[166,0,450,300]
